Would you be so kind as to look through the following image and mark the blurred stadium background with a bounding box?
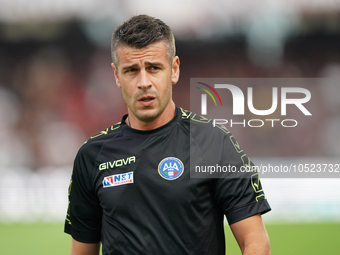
[0,0,340,254]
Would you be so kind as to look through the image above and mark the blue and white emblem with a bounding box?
[158,157,184,180]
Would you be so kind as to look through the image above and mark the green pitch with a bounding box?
[225,222,340,255]
[0,222,339,254]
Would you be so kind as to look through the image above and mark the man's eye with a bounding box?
[150,66,160,71]
[126,68,137,73]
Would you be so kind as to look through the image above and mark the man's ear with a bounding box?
[111,63,121,88]
[171,56,180,85]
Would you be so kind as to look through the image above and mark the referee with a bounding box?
[65,15,271,255]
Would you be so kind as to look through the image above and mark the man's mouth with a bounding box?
[139,96,155,102]
[138,96,156,106]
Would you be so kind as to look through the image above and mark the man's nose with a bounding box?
[137,69,152,90]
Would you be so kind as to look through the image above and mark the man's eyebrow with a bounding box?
[121,62,164,71]
[122,64,139,71]
[145,61,164,67]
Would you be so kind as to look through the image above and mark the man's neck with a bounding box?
[127,102,176,131]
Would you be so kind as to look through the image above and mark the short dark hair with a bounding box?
[111,14,176,67]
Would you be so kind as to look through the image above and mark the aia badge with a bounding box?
[158,157,184,180]
[103,171,134,188]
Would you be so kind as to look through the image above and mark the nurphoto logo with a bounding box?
[193,79,312,128]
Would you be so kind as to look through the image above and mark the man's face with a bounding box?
[112,41,179,124]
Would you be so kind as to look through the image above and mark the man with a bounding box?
[65,15,271,255]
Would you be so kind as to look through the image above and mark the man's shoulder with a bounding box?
[78,121,123,154]
[179,108,231,137]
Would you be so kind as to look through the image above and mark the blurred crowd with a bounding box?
[0,23,340,170]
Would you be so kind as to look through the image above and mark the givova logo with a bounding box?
[158,157,184,180]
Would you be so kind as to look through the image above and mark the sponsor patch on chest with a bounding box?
[103,171,134,188]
